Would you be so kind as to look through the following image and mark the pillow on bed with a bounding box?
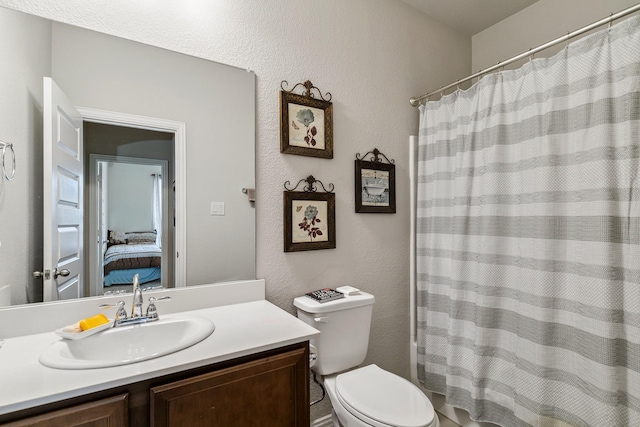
[108,230,127,246]
[125,230,157,245]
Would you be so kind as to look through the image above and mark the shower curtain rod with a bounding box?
[409,2,640,106]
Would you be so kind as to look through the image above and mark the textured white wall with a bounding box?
[472,0,639,71]
[0,0,470,421]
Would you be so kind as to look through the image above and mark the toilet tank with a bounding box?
[294,291,374,375]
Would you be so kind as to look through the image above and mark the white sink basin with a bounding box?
[39,315,215,369]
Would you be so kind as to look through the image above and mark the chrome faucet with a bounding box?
[131,274,143,318]
[100,275,171,327]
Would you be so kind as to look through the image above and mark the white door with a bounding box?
[42,77,84,301]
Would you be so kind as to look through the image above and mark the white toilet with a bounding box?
[294,291,439,427]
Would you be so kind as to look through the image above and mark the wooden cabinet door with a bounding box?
[4,394,128,427]
[151,347,309,427]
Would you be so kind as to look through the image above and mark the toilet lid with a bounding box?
[335,365,435,427]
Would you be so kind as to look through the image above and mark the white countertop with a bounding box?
[0,299,319,415]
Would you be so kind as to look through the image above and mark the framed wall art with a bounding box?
[355,148,396,213]
[283,176,336,252]
[280,80,333,159]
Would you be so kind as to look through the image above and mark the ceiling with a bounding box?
[401,0,540,36]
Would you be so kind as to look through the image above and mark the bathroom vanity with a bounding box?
[0,280,318,426]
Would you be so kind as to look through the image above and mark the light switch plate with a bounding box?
[210,201,225,216]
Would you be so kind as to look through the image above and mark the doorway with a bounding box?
[84,122,174,296]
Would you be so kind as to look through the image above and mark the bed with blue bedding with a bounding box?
[103,231,161,286]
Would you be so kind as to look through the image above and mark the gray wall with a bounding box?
[107,162,160,232]
[472,0,640,71]
[0,8,50,304]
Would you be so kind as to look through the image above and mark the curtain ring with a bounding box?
[1,142,16,181]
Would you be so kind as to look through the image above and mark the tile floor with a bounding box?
[439,414,462,427]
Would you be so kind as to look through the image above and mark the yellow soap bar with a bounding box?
[79,314,109,331]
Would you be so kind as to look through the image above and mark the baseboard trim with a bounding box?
[311,414,334,427]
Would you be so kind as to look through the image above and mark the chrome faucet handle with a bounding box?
[99,300,128,320]
[145,296,172,319]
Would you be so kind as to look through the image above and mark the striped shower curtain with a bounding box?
[416,16,639,427]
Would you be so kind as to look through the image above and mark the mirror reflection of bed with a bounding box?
[85,122,174,296]
[103,229,162,294]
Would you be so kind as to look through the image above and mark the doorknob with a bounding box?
[53,268,70,279]
[33,269,50,279]
[33,269,71,279]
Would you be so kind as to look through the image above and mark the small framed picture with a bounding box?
[280,91,333,159]
[355,159,396,213]
[284,191,336,252]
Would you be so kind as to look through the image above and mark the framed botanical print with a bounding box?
[355,150,396,213]
[280,80,333,159]
[284,190,336,252]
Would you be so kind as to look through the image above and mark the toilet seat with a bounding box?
[335,364,436,427]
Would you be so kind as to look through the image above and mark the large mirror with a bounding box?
[0,6,256,306]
